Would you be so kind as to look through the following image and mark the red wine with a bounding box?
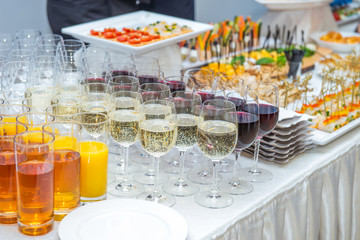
[227,96,245,112]
[138,75,159,85]
[235,112,259,150]
[110,70,135,77]
[166,80,186,93]
[198,92,214,103]
[243,103,278,138]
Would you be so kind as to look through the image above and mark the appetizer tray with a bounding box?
[310,31,360,53]
[62,11,213,55]
[254,0,332,11]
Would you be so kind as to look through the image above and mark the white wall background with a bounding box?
[0,0,266,35]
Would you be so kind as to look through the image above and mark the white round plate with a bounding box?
[59,199,188,240]
[311,31,360,53]
[255,0,331,11]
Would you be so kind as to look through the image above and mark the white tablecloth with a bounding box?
[1,125,359,240]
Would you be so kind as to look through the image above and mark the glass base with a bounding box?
[161,160,191,174]
[54,206,80,221]
[133,171,169,185]
[218,158,234,173]
[162,179,200,197]
[187,169,221,185]
[239,167,273,183]
[195,190,233,209]
[137,191,176,207]
[218,179,253,195]
[108,160,140,175]
[107,180,144,198]
[0,213,17,224]
[131,151,151,165]
[80,193,107,203]
[18,219,54,236]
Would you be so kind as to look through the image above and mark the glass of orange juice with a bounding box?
[16,112,55,131]
[0,122,27,224]
[73,112,109,202]
[43,122,81,220]
[14,131,55,236]
[0,104,30,123]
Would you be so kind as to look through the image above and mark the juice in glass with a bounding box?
[80,141,108,201]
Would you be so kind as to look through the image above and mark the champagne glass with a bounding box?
[46,103,82,122]
[195,99,238,208]
[218,92,258,195]
[239,83,279,182]
[107,92,144,197]
[109,76,139,92]
[108,91,141,175]
[137,100,177,206]
[72,112,109,202]
[162,91,201,196]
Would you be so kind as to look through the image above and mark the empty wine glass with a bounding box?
[162,91,201,196]
[137,100,177,206]
[194,99,238,208]
[239,83,279,182]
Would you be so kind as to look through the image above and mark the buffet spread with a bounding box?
[1,4,360,240]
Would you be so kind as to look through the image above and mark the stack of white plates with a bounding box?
[244,113,314,164]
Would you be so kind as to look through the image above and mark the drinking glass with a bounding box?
[1,61,32,92]
[0,104,31,123]
[133,56,159,70]
[73,112,109,202]
[83,46,110,84]
[194,99,238,208]
[56,39,85,71]
[164,76,186,93]
[23,86,59,112]
[139,83,171,102]
[43,122,81,220]
[108,91,141,175]
[82,82,113,97]
[14,131,55,236]
[239,83,279,182]
[16,112,55,131]
[108,91,144,197]
[8,49,34,62]
[46,103,82,122]
[109,76,140,92]
[137,100,177,206]
[162,91,201,196]
[16,29,41,41]
[0,122,27,224]
[36,34,64,48]
[137,67,161,85]
[1,90,26,104]
[109,61,136,77]
[218,92,258,195]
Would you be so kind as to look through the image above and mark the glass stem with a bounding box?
[251,139,261,173]
[233,150,242,179]
[178,151,186,183]
[211,161,219,194]
[123,146,129,182]
[153,157,160,193]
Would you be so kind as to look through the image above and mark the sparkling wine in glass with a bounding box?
[194,99,238,208]
[162,91,201,196]
[137,100,177,207]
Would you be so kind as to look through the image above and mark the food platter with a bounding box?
[254,0,332,11]
[310,31,360,53]
[62,11,213,55]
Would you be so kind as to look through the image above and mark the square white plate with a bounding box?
[62,10,213,55]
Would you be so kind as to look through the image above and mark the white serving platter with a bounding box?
[254,0,331,11]
[59,199,188,240]
[62,11,213,55]
[310,31,360,53]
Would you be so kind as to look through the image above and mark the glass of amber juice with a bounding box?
[16,112,55,131]
[0,122,27,224]
[43,122,81,221]
[73,112,109,202]
[14,131,55,236]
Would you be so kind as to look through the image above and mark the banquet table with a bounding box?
[0,124,359,240]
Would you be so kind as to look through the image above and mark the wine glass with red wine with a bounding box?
[218,92,258,194]
[239,83,279,182]
[164,76,187,93]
